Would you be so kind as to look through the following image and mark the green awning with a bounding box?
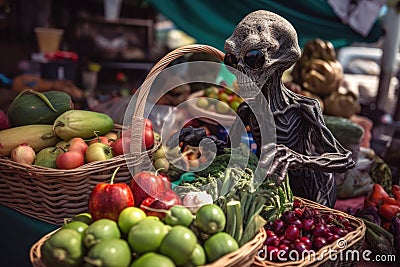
[149,0,384,50]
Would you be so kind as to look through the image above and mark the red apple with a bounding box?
[111,137,130,156]
[88,167,135,221]
[130,171,166,207]
[158,173,172,190]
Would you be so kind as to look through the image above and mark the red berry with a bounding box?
[300,236,312,249]
[285,225,300,242]
[272,219,285,235]
[313,237,327,250]
[313,224,326,237]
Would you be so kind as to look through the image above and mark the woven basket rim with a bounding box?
[253,197,366,267]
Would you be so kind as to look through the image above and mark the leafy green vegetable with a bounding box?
[172,143,293,244]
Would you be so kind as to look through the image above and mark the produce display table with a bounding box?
[0,205,57,267]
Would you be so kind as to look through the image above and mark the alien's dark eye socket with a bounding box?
[224,50,265,70]
[244,49,265,69]
[224,53,238,68]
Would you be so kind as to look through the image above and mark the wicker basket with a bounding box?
[253,197,366,267]
[29,224,266,267]
[0,128,160,225]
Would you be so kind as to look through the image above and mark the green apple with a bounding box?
[204,86,219,98]
[196,97,209,109]
[218,92,231,103]
[215,101,231,114]
[229,100,241,113]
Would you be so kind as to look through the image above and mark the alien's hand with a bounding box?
[259,143,305,184]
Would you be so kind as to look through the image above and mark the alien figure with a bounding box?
[168,10,355,208]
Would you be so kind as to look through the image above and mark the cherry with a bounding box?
[265,234,280,247]
[267,246,279,261]
[313,237,328,250]
[288,218,303,230]
[285,225,300,242]
[294,241,308,253]
[266,230,276,237]
[272,219,285,235]
[293,207,303,217]
[313,223,326,238]
[293,200,302,209]
[300,236,312,249]
[302,218,315,232]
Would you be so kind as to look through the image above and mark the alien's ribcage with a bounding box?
[248,104,337,208]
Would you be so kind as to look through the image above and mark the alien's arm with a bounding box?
[306,103,355,171]
[263,103,354,176]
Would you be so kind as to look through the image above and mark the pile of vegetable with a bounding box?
[363,183,400,229]
[354,183,400,257]
[0,89,157,169]
[40,168,243,267]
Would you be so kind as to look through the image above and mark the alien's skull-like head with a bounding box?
[224,10,301,91]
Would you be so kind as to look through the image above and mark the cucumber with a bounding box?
[53,110,114,141]
[0,125,60,156]
[8,89,73,127]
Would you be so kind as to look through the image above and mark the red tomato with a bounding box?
[143,128,154,150]
[111,137,130,156]
[144,118,153,131]
[67,137,88,155]
[56,150,85,169]
[122,119,154,150]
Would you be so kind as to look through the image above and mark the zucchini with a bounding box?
[53,110,114,141]
[8,89,73,127]
[0,125,60,156]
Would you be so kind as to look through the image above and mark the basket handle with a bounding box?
[130,44,225,155]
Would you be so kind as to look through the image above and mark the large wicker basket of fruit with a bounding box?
[0,91,160,225]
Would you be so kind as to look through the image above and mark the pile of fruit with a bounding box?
[40,168,242,267]
[195,85,243,115]
[261,199,356,262]
[0,89,156,169]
